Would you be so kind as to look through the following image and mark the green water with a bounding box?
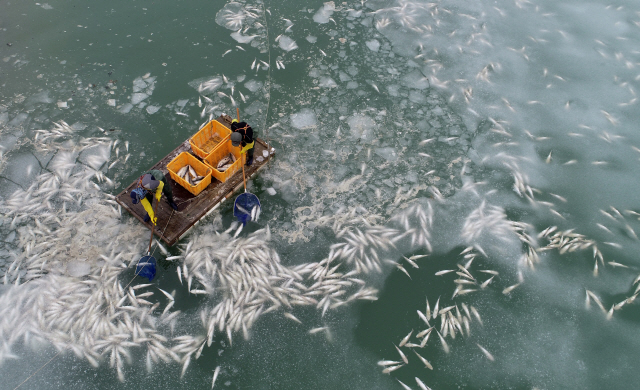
[2,0,640,389]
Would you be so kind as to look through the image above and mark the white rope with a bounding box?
[261,0,272,157]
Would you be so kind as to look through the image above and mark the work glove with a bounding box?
[155,190,162,202]
[143,214,157,226]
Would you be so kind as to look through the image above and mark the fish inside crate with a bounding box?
[215,153,237,172]
[176,164,206,186]
[167,151,212,196]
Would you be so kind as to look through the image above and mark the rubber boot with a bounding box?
[143,214,150,223]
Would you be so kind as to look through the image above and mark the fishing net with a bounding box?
[136,255,157,281]
[234,193,261,225]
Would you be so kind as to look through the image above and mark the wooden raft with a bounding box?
[115,115,273,247]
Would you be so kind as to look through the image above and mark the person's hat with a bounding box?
[130,188,147,204]
[232,119,238,123]
[141,174,159,190]
[231,131,242,147]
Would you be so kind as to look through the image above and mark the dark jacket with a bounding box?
[231,121,254,147]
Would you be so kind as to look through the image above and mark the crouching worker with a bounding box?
[130,171,178,225]
[231,119,255,166]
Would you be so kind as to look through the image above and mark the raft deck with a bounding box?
[115,115,273,247]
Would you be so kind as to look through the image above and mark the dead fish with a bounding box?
[309,327,327,335]
[432,296,440,320]
[415,376,432,390]
[417,310,430,325]
[397,379,413,390]
[435,269,455,276]
[502,283,521,295]
[395,344,409,364]
[413,350,433,370]
[378,360,402,366]
[211,366,220,389]
[436,330,449,353]
[284,312,302,324]
[396,264,412,279]
[382,364,404,374]
[476,344,495,361]
[399,330,413,347]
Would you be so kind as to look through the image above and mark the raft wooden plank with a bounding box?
[115,115,273,247]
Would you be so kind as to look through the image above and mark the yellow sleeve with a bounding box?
[155,181,164,201]
[241,141,254,154]
[141,197,156,224]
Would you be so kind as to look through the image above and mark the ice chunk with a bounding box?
[107,99,116,107]
[266,187,277,195]
[319,77,337,88]
[119,103,134,114]
[374,147,398,162]
[131,93,148,105]
[9,113,28,126]
[57,101,68,108]
[409,90,425,104]
[133,77,147,93]
[306,36,317,43]
[215,2,247,31]
[5,231,15,243]
[290,109,317,129]
[231,32,258,44]
[279,36,298,52]
[2,153,40,188]
[262,150,269,157]
[401,70,430,90]
[79,144,110,170]
[146,105,160,114]
[346,113,376,141]
[365,39,380,52]
[244,80,263,93]
[41,3,53,9]
[66,261,91,277]
[26,91,53,105]
[313,2,335,24]
[177,99,189,108]
[0,112,8,125]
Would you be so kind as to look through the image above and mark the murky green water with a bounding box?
[2,0,640,389]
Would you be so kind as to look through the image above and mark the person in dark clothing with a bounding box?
[230,119,255,166]
[129,170,178,225]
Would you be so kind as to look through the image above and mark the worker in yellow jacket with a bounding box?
[231,119,255,166]
[129,171,178,225]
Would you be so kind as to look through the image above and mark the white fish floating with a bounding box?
[394,344,408,364]
[477,343,495,361]
[211,366,221,389]
[284,312,302,324]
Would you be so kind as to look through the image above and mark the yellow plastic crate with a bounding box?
[203,140,245,183]
[167,152,212,196]
[190,120,232,159]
